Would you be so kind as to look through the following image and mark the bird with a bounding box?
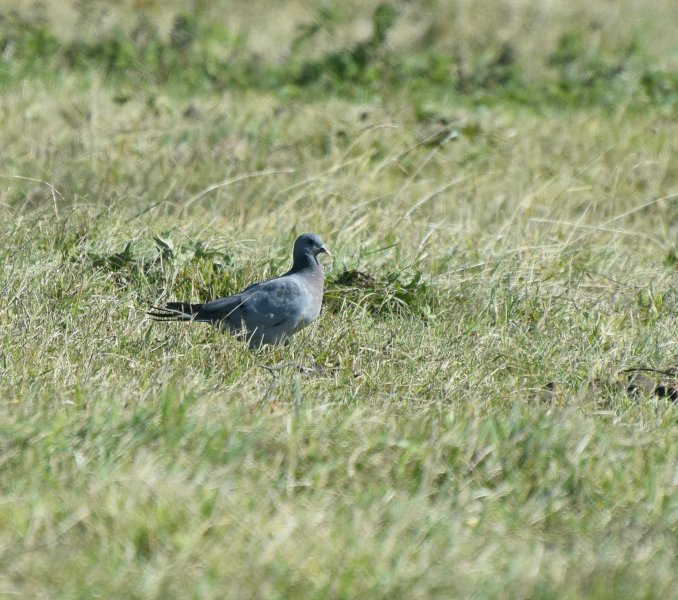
[148,233,330,348]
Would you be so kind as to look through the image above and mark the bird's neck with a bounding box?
[291,253,321,273]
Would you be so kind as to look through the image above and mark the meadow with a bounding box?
[1,1,677,597]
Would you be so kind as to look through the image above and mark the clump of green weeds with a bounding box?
[85,233,235,297]
[325,268,434,317]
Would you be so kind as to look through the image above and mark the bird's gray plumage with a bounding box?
[148,233,329,347]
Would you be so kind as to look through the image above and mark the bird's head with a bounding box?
[293,233,330,267]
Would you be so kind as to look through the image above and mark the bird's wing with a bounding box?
[202,275,306,330]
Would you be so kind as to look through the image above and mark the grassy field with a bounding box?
[1,1,677,598]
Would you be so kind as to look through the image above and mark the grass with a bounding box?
[1,1,677,598]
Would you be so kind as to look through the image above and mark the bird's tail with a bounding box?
[147,302,205,321]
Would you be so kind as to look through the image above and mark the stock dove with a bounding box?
[148,233,329,347]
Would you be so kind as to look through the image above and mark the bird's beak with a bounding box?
[319,246,330,257]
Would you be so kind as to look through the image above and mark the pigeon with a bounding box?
[148,233,330,348]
